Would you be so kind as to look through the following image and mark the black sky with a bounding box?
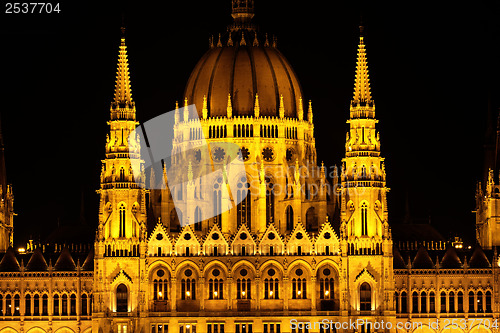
[1,1,499,247]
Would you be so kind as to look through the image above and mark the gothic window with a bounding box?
[457,291,464,313]
[5,295,11,316]
[421,291,427,313]
[305,207,317,232]
[236,323,252,333]
[263,268,279,299]
[401,291,407,313]
[266,177,275,225]
[170,208,182,232]
[440,291,447,313]
[208,268,224,300]
[412,291,418,313]
[42,294,48,316]
[61,294,67,315]
[119,203,126,237]
[237,272,251,300]
[13,295,19,316]
[70,294,77,315]
[33,294,39,315]
[429,292,435,313]
[449,291,455,313]
[153,269,169,301]
[25,294,31,315]
[361,202,368,236]
[116,284,128,312]
[119,167,125,182]
[486,291,492,313]
[285,205,294,231]
[292,278,307,299]
[236,176,251,229]
[181,269,196,300]
[468,291,475,313]
[477,291,483,312]
[81,294,88,315]
[359,283,371,311]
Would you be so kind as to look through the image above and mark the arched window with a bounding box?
[421,291,427,313]
[153,269,169,301]
[266,177,275,225]
[468,291,475,313]
[457,291,464,313]
[208,278,224,300]
[70,294,77,315]
[486,291,492,313]
[412,291,418,313]
[306,207,318,232]
[25,294,31,315]
[429,291,435,313]
[285,205,294,231]
[449,291,455,313]
[440,291,447,313]
[236,176,251,229]
[33,294,39,316]
[61,294,68,315]
[237,273,251,300]
[401,291,407,313]
[292,278,307,299]
[119,167,125,182]
[5,294,11,316]
[119,204,126,237]
[42,294,48,315]
[170,208,182,232]
[13,294,20,316]
[116,284,128,312]
[361,202,368,236]
[359,283,371,311]
[181,269,196,300]
[81,294,88,316]
[263,268,279,299]
[477,291,483,312]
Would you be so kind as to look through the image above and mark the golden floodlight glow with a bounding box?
[325,290,329,296]
[158,291,162,297]
[186,291,191,297]
[214,291,218,296]
[17,247,25,253]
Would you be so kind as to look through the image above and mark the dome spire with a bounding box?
[231,0,255,31]
[111,27,134,112]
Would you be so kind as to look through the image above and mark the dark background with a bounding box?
[0,1,499,247]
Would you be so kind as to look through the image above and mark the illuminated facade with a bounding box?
[0,1,499,333]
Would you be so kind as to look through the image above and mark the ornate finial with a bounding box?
[308,100,313,123]
[254,93,260,118]
[227,32,234,46]
[298,96,304,120]
[272,35,277,48]
[279,94,285,118]
[120,26,126,37]
[264,33,269,47]
[217,33,223,47]
[202,95,208,119]
[253,31,259,46]
[183,97,189,121]
[240,32,247,46]
[209,35,214,48]
[227,94,233,118]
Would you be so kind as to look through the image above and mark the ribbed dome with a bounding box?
[184,30,303,119]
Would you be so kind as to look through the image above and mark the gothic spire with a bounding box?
[111,27,135,112]
[352,25,373,107]
[0,115,6,198]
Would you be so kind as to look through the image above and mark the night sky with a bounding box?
[1,1,499,247]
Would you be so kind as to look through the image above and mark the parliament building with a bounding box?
[0,1,498,333]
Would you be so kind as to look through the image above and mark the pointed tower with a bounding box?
[340,26,394,317]
[93,28,147,332]
[0,116,14,253]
